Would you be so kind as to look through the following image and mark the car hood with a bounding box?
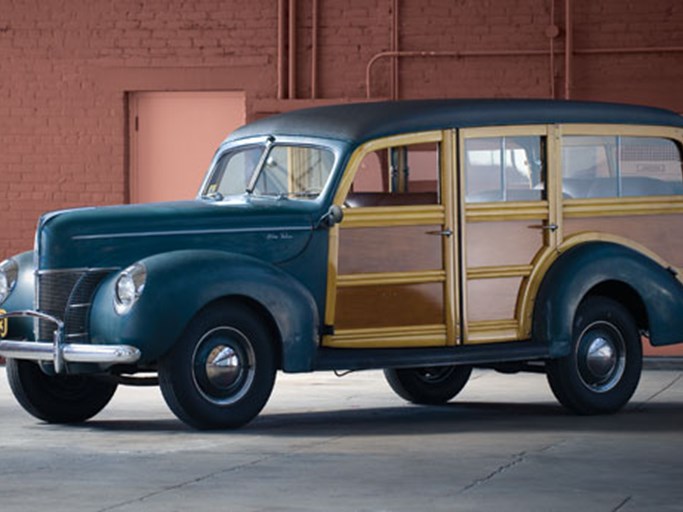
[37,198,318,270]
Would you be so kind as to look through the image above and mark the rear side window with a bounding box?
[562,136,683,198]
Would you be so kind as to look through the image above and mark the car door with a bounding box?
[459,125,559,344]
[322,131,459,349]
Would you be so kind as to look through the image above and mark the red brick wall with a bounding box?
[1,0,682,258]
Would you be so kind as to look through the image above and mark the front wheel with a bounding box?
[384,365,472,405]
[159,303,277,430]
[6,359,118,423]
[546,296,642,415]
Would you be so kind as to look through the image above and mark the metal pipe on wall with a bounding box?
[365,46,683,99]
[277,0,286,99]
[288,0,297,99]
[311,0,318,99]
[365,50,548,98]
[564,0,573,99]
[391,0,399,100]
[549,0,556,99]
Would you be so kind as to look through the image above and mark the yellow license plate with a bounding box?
[0,309,7,338]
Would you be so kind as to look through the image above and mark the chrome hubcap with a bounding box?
[585,336,617,379]
[205,346,242,389]
[576,321,626,393]
[192,327,256,406]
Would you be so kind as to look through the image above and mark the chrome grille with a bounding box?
[37,269,114,342]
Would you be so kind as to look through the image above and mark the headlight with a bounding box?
[0,258,19,304]
[114,263,147,314]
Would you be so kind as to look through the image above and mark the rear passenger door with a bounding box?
[323,131,459,349]
[459,126,559,345]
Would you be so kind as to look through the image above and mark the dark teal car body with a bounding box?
[2,99,683,429]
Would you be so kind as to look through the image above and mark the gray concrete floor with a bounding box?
[0,367,682,512]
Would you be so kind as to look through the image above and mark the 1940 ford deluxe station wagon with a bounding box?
[2,99,683,429]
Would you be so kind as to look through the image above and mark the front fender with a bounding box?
[533,242,683,356]
[89,250,319,371]
[1,251,35,340]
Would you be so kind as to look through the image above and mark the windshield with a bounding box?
[203,144,335,200]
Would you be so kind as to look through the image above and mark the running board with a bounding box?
[314,341,551,371]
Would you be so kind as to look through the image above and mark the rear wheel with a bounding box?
[159,303,277,429]
[384,365,472,405]
[6,359,117,423]
[546,296,642,414]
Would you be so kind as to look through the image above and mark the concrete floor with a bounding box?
[0,367,682,512]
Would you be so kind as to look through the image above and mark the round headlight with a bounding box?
[0,258,19,304]
[114,263,147,314]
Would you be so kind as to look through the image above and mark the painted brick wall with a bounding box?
[1,0,682,259]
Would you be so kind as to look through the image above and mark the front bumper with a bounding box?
[0,310,141,373]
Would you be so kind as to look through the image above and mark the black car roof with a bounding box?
[226,99,683,146]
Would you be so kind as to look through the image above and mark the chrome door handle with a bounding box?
[528,223,558,232]
[426,228,453,237]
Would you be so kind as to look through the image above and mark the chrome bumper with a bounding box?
[0,310,141,373]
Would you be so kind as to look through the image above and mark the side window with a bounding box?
[562,136,683,198]
[261,146,334,197]
[621,137,683,195]
[464,136,546,203]
[346,142,440,206]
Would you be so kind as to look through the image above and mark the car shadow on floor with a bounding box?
[75,399,683,437]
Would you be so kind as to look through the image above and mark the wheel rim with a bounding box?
[575,320,626,393]
[191,326,256,406]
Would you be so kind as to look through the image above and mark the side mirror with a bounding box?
[320,204,344,228]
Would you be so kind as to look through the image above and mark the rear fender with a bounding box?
[533,242,683,356]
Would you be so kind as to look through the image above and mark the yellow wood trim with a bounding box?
[465,201,549,221]
[466,319,519,344]
[564,196,683,218]
[337,270,446,287]
[324,324,447,348]
[340,204,445,228]
[516,232,683,338]
[333,130,444,206]
[324,224,340,325]
[467,265,533,280]
[460,125,549,138]
[443,129,459,346]
[287,147,295,194]
[560,124,683,139]
[457,129,469,343]
[548,124,563,247]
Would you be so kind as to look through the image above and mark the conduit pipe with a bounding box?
[391,0,399,100]
[311,0,318,99]
[549,0,556,98]
[365,46,683,99]
[365,50,548,98]
[564,0,573,99]
[277,0,286,99]
[288,0,297,99]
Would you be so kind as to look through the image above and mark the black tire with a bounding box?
[546,296,642,415]
[159,303,277,430]
[384,365,472,405]
[6,359,117,423]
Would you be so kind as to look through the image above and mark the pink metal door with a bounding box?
[130,91,246,203]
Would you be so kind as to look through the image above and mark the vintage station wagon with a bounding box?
[2,99,683,429]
